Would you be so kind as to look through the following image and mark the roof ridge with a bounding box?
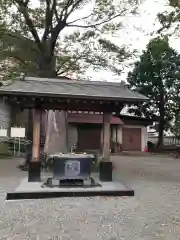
[23,76,126,87]
[0,76,148,102]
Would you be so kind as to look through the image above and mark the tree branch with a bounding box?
[14,0,41,49]
[66,13,124,28]
[56,54,83,75]
[24,0,29,7]
[49,0,78,53]
[42,0,60,41]
[54,8,59,22]
[42,0,51,41]
[58,0,74,22]
[61,0,74,20]
[55,59,69,74]
[57,68,71,76]
[1,31,40,57]
[8,54,28,65]
[50,21,66,53]
[66,13,93,25]
[49,0,88,53]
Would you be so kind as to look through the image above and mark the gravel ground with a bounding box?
[0,155,180,240]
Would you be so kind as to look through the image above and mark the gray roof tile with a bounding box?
[0,77,148,102]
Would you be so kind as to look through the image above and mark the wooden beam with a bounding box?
[6,96,125,113]
[32,109,41,162]
[102,112,111,161]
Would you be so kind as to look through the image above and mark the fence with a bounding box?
[148,136,180,146]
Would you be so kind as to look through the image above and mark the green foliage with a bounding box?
[0,137,30,157]
[158,0,180,35]
[0,142,12,158]
[127,36,180,147]
[172,114,180,136]
[0,0,140,79]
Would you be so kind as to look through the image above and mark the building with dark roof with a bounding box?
[0,76,149,160]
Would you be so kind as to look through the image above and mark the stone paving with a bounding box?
[0,155,180,239]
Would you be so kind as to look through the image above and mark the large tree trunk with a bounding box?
[156,94,165,149]
[156,123,164,149]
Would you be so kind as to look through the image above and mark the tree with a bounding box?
[0,0,140,155]
[127,36,180,149]
[158,0,180,36]
[0,0,138,78]
[0,28,133,80]
[157,0,180,119]
[172,114,180,136]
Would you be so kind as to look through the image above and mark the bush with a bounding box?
[0,138,31,157]
[91,159,99,172]
[147,141,155,152]
[0,142,12,158]
[8,141,27,153]
[2,138,31,154]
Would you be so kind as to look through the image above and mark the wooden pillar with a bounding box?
[25,109,33,164]
[32,109,41,161]
[102,112,111,161]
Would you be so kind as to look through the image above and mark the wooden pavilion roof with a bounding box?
[0,77,147,101]
[0,77,148,112]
